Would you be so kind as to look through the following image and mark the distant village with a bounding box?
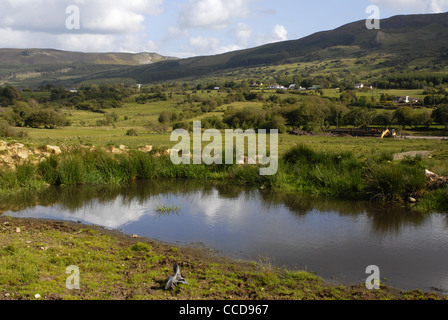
[248,82,422,106]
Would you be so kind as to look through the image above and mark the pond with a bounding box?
[2,180,448,293]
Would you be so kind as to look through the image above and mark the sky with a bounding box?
[0,0,447,58]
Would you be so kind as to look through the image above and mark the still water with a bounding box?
[3,180,448,293]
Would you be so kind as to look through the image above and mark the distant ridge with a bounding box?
[0,48,178,66]
[1,12,447,87]
[96,12,448,83]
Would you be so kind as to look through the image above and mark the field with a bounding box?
[8,88,445,155]
[1,87,447,209]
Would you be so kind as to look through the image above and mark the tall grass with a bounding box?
[281,145,365,198]
[0,145,444,210]
[363,157,426,202]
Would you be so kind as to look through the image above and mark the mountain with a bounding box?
[2,12,448,87]
[95,12,448,84]
[0,49,177,66]
[0,49,177,88]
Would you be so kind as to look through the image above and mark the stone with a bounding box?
[110,147,122,154]
[46,145,62,155]
[138,145,153,153]
[3,156,14,164]
[17,150,29,160]
[9,143,24,150]
[0,141,7,152]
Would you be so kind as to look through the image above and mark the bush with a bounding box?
[363,160,426,202]
[0,121,28,138]
[126,129,138,136]
[282,144,326,165]
[24,109,68,129]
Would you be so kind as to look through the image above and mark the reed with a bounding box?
[0,146,445,210]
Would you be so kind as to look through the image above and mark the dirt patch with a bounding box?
[393,151,433,161]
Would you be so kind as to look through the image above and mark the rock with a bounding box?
[34,294,41,299]
[0,141,7,152]
[409,197,417,203]
[426,170,448,190]
[17,150,29,160]
[9,143,24,150]
[3,156,14,164]
[109,147,122,154]
[119,145,128,151]
[138,145,153,153]
[15,227,21,233]
[46,145,62,155]
[165,149,180,156]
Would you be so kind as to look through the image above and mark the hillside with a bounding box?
[0,49,177,66]
[0,49,177,88]
[1,12,448,87]
[95,12,448,84]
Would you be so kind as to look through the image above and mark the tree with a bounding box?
[0,86,22,105]
[25,109,68,129]
[432,105,448,129]
[393,106,413,130]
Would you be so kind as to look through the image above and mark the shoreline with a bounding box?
[0,142,447,213]
[1,216,446,300]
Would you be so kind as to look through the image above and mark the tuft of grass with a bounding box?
[156,204,181,215]
[363,158,426,203]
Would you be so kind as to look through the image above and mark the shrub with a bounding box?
[363,160,426,202]
[25,109,68,129]
[0,121,28,138]
[126,129,138,136]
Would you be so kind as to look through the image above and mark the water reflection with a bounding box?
[0,180,435,237]
[2,179,448,292]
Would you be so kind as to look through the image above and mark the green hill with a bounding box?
[95,12,448,84]
[1,12,448,87]
[0,49,177,66]
[0,49,177,88]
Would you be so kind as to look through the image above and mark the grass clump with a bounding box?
[363,157,426,202]
[280,144,365,198]
[0,144,446,210]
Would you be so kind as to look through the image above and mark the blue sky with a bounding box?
[0,0,447,57]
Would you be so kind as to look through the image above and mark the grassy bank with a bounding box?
[1,216,445,300]
[0,145,447,212]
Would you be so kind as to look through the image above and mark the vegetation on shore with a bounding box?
[1,216,445,300]
[0,144,447,212]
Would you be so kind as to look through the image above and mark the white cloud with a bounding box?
[0,0,163,34]
[255,24,288,46]
[234,22,252,47]
[0,0,164,52]
[188,35,221,54]
[187,35,244,56]
[184,22,289,56]
[179,0,254,30]
[370,0,448,13]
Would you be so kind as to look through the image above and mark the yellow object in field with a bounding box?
[381,129,391,139]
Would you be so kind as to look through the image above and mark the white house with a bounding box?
[355,83,364,89]
[268,84,286,90]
